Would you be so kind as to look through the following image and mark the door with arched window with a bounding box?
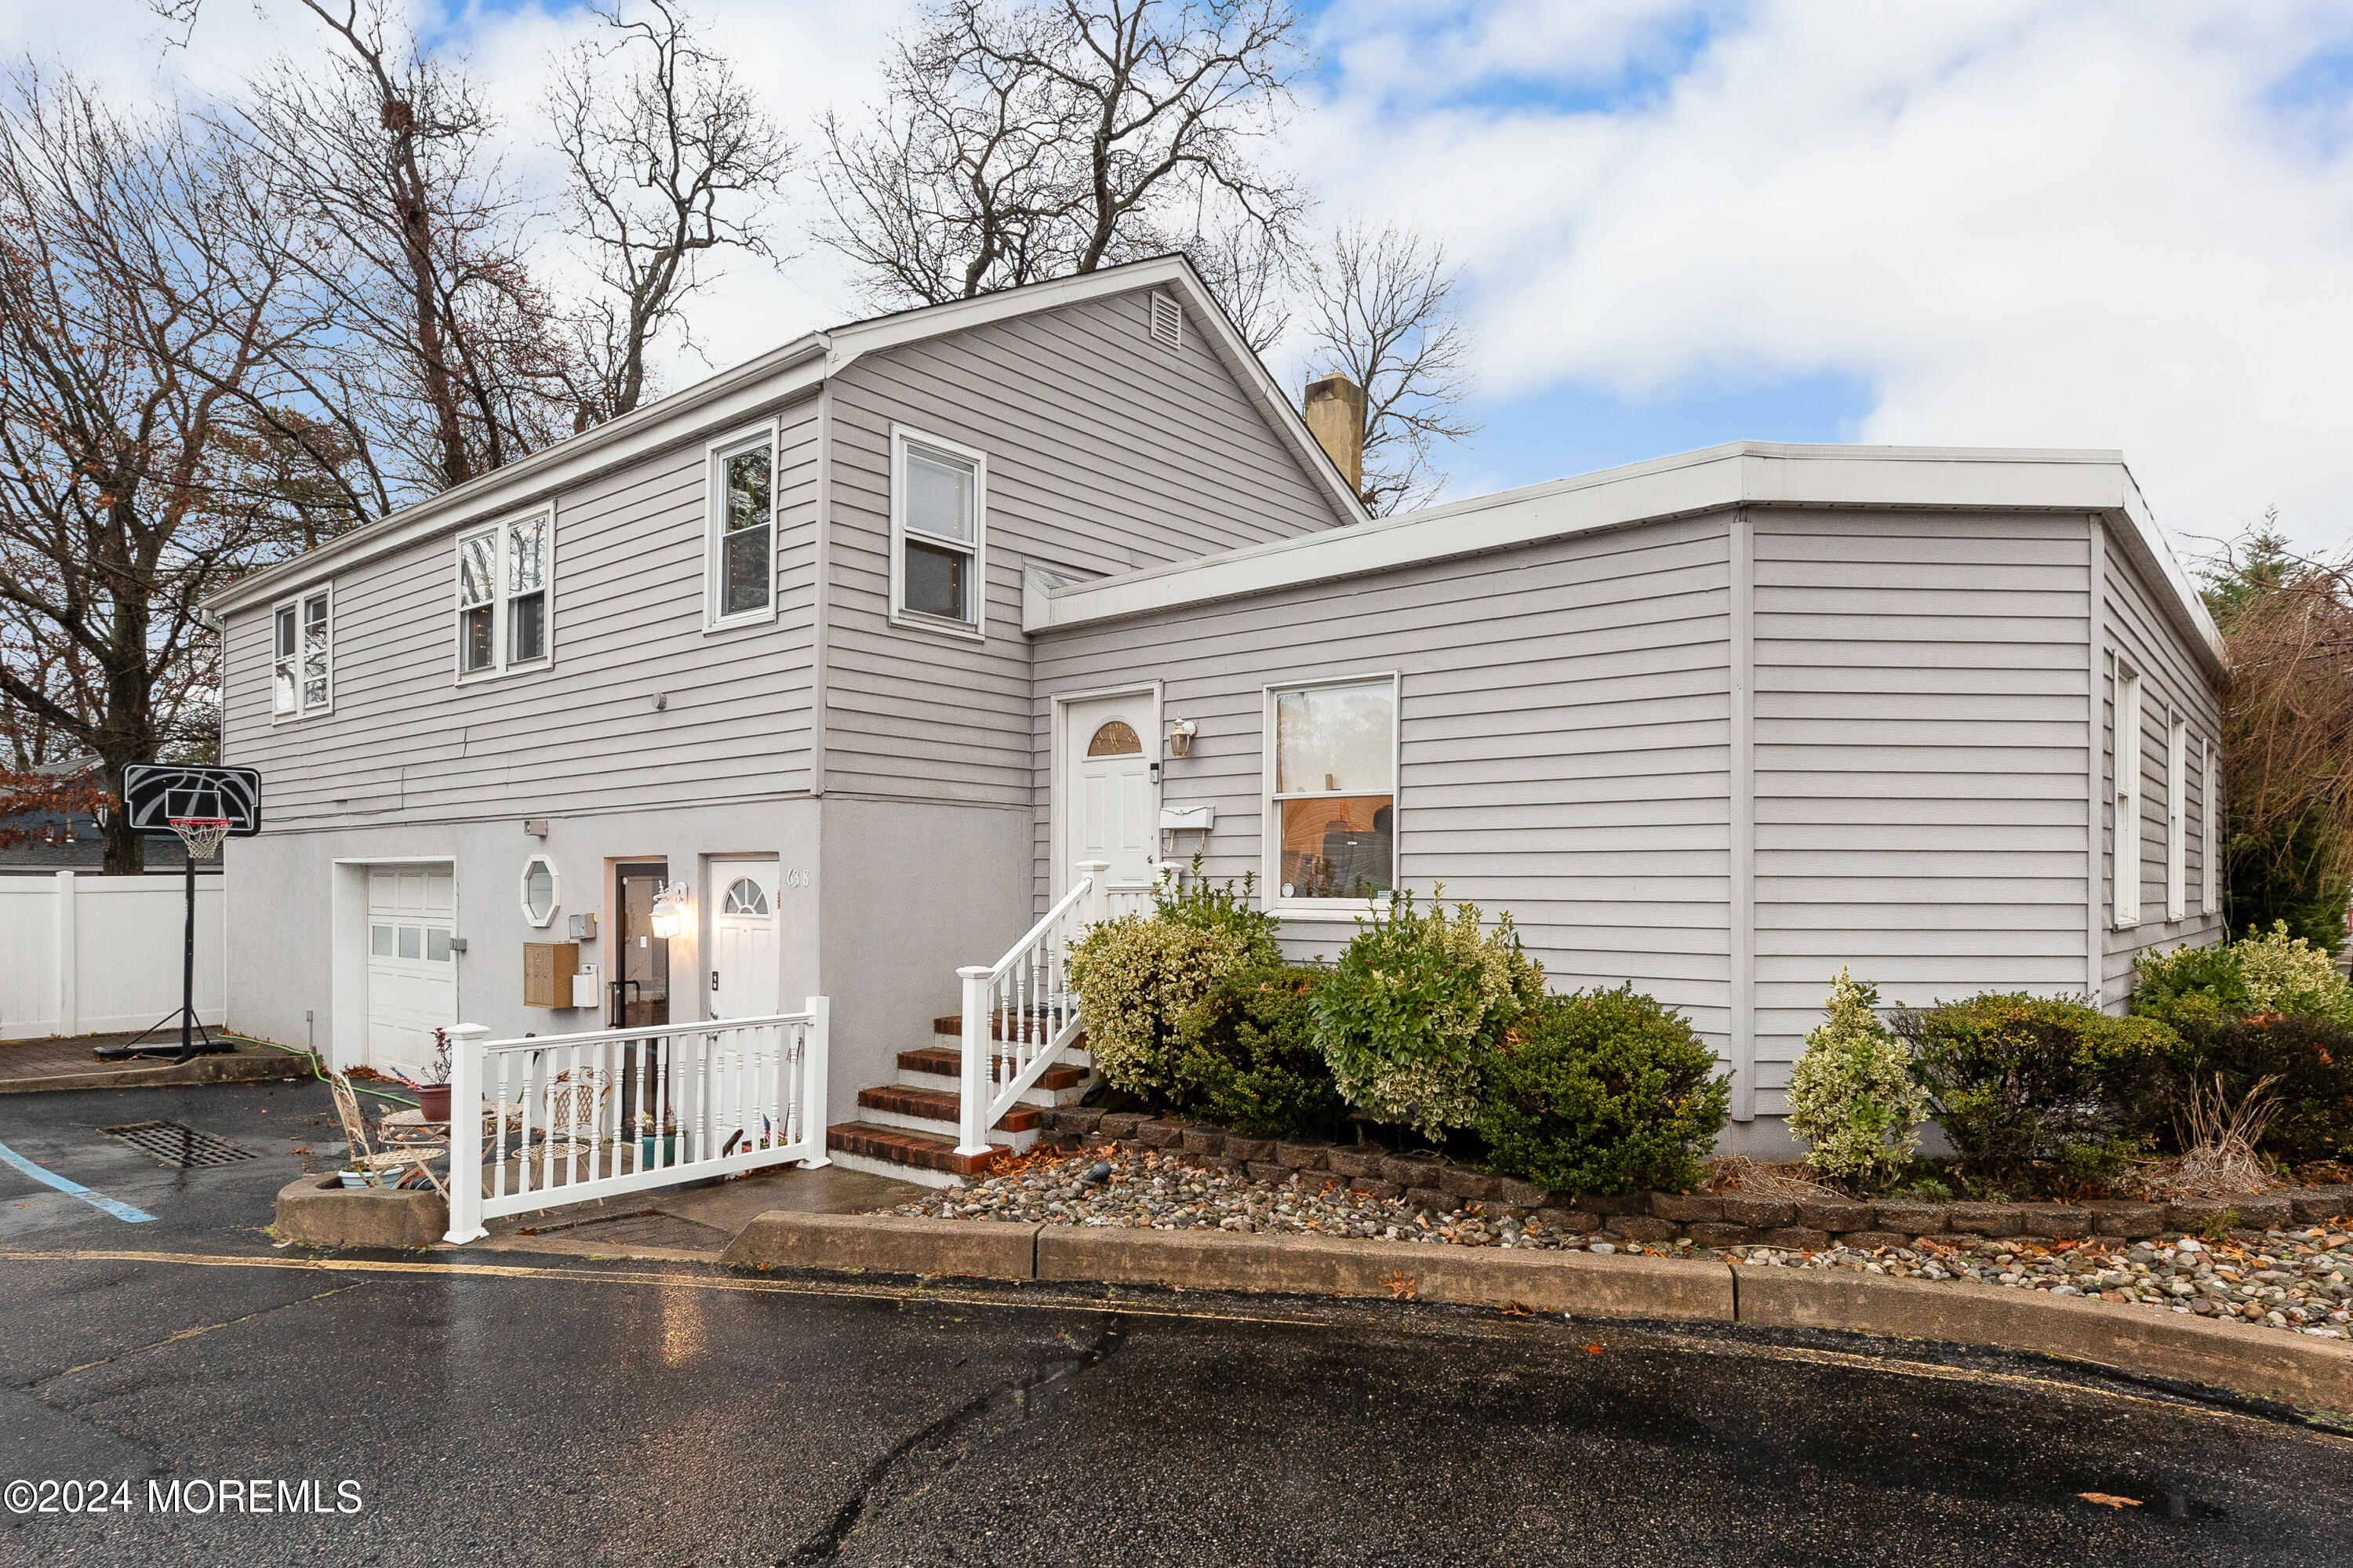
[1063,691,1159,897]
[707,857,780,1020]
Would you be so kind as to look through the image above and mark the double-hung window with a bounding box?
[456,511,551,678]
[2114,664,2143,927]
[708,427,774,625]
[890,428,984,636]
[271,587,332,718]
[1267,675,1398,905]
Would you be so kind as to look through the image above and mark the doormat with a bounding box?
[100,1121,259,1170]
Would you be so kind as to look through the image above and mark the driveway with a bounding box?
[0,1083,2346,1565]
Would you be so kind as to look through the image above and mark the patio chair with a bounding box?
[531,1066,613,1181]
[327,1069,449,1199]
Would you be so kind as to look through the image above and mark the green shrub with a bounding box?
[1786,968,1929,1188]
[1475,987,1730,1195]
[1313,890,1547,1141]
[2133,922,2353,1027]
[1176,964,1343,1138]
[1154,859,1282,969]
[1067,915,1254,1104]
[1895,993,2173,1195]
[2134,1010,2353,1163]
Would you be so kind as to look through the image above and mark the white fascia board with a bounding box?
[824,255,1366,530]
[1029,441,2227,671]
[206,335,831,617]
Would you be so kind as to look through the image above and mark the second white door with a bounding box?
[1064,692,1159,897]
[708,857,780,1020]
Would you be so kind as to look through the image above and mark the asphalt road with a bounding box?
[0,1082,2348,1566]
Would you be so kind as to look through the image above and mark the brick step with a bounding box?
[933,1014,1089,1050]
[857,1082,1040,1133]
[825,1122,1005,1179]
[896,1046,1090,1093]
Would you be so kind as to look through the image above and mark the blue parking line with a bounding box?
[0,1137,156,1224]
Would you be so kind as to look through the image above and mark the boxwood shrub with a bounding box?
[1475,986,1730,1196]
[1176,964,1343,1139]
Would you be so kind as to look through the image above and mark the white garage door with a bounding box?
[367,865,456,1074]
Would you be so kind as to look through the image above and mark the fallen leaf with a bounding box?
[2078,1493,2142,1508]
[1501,1301,1533,1316]
[1584,1344,1605,1355]
[1385,1270,1417,1301]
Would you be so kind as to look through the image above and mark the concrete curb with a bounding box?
[0,1046,314,1096]
[726,1210,2353,1412]
[274,1174,447,1250]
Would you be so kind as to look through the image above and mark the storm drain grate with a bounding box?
[100,1121,258,1169]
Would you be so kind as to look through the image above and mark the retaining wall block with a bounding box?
[1791,1199,1871,1231]
[1651,1191,1724,1223]
[1274,1141,1330,1170]
[1568,1191,1653,1217]
[1438,1169,1500,1202]
[1497,1178,1551,1209]
[1223,1136,1275,1163]
[1096,1113,1144,1141]
[1872,1202,1949,1236]
[1180,1130,1225,1157]
[2086,1201,2166,1238]
[1838,1231,1915,1251]
[1529,1207,1599,1235]
[1685,1222,1759,1249]
[1136,1122,1184,1149]
[2290,1187,2353,1224]
[1349,1178,1401,1199]
[1325,1147,1387,1180]
[1718,1195,1795,1229]
[1606,1215,1678,1242]
[2018,1206,2093,1239]
[1756,1227,1835,1252]
[1405,1187,1453,1215]
[1946,1203,2024,1236]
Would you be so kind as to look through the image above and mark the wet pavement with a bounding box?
[0,1083,2348,1565]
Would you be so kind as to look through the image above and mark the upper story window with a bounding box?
[890,427,985,638]
[272,587,332,718]
[1267,675,1398,907]
[708,427,774,627]
[457,510,551,679]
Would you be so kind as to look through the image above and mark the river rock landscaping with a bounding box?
[883,1143,2353,1340]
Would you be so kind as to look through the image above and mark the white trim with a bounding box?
[453,507,555,684]
[2086,523,2108,996]
[271,584,334,720]
[1728,510,1755,1122]
[1262,671,1401,918]
[1048,681,1162,901]
[2202,734,2218,916]
[889,425,988,641]
[1028,442,2226,674]
[520,853,562,930]
[2113,662,2143,930]
[2166,711,2187,923]
[704,421,782,631]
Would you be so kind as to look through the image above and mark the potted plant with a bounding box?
[638,1111,678,1166]
[416,1029,454,1122]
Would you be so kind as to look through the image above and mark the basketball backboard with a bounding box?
[121,764,262,836]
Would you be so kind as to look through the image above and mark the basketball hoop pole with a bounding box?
[97,828,227,1064]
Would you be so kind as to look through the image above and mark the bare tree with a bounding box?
[224,0,572,500]
[816,0,1307,345]
[0,68,317,869]
[1302,220,1478,514]
[548,0,796,427]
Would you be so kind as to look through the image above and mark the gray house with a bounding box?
[207,255,2224,1179]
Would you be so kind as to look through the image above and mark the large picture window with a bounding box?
[891,428,984,635]
[456,511,551,678]
[1267,675,1398,904]
[272,587,332,717]
[708,427,774,625]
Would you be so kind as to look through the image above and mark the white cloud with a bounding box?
[1299,0,2353,551]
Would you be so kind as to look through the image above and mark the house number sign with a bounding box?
[784,868,813,890]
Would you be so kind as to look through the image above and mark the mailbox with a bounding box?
[524,942,580,1009]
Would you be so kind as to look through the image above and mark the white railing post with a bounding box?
[799,995,831,1167]
[955,965,993,1156]
[53,870,77,1039]
[1075,859,1111,930]
[441,1022,491,1244]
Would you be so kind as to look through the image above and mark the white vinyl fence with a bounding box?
[0,871,225,1041]
[442,1002,830,1245]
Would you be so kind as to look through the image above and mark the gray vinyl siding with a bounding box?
[2100,525,2225,1002]
[820,289,1346,806]
[1747,511,2093,1115]
[1031,512,1738,1052]
[222,394,824,827]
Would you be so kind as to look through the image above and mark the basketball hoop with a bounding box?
[168,817,231,862]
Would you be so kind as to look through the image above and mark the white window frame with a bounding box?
[454,508,554,682]
[1262,671,1402,917]
[519,853,562,930]
[705,423,778,631]
[271,585,333,719]
[2113,663,2143,929]
[2202,735,2219,915]
[888,426,987,642]
[2166,711,2187,922]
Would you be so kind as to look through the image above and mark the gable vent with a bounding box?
[1148,292,1183,351]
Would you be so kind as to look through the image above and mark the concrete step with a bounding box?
[824,1121,1005,1187]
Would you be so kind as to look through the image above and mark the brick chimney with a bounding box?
[1303,373,1366,500]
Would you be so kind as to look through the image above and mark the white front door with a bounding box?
[1064,692,1159,900]
[708,857,780,1020]
[365,864,456,1075]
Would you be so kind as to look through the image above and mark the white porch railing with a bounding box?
[955,860,1116,1157]
[442,999,829,1245]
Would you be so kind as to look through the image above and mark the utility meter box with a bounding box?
[524,942,580,1008]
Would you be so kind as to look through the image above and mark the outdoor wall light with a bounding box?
[649,883,689,940]
[1166,717,1197,759]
